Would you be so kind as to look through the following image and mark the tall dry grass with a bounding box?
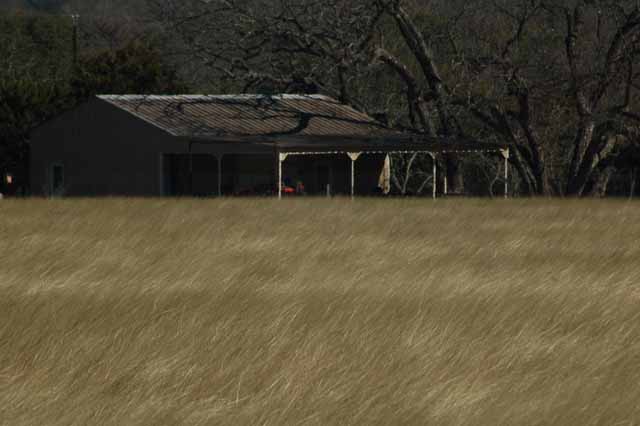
[1,198,640,425]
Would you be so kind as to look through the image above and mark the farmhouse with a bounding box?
[30,94,509,197]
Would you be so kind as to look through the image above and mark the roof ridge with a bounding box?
[97,94,332,101]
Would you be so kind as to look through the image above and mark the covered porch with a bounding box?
[177,135,510,199]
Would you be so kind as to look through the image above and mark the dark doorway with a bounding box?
[163,154,218,197]
[50,164,65,196]
[316,164,331,196]
[282,155,350,196]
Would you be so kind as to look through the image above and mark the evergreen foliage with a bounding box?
[0,13,185,195]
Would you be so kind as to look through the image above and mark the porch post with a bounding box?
[278,153,288,199]
[347,152,362,198]
[188,141,194,196]
[501,148,510,199]
[443,155,448,196]
[431,153,437,200]
[217,154,223,197]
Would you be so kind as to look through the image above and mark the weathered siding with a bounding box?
[30,99,388,197]
[31,99,180,196]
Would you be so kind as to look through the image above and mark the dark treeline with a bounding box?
[1,0,639,197]
[0,5,182,195]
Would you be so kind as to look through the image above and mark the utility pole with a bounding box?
[71,14,80,67]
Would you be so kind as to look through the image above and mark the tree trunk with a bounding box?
[584,166,614,198]
[532,148,554,196]
[566,120,596,196]
[509,147,539,196]
[445,154,464,194]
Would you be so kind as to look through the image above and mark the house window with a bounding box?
[51,164,64,195]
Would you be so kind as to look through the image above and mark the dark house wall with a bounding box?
[31,99,180,196]
[30,98,388,197]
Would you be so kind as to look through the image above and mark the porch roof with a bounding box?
[187,134,509,155]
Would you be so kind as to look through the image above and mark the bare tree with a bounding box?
[150,0,640,196]
[438,0,640,196]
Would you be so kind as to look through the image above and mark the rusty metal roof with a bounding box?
[96,94,510,154]
[98,94,400,139]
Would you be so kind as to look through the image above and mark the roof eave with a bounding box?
[178,133,510,154]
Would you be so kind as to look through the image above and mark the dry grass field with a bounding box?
[1,198,640,425]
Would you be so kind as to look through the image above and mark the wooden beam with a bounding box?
[348,152,362,198]
[278,153,289,199]
[432,153,437,200]
[217,155,223,197]
[501,149,510,199]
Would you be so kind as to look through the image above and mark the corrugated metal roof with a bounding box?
[98,94,399,139]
